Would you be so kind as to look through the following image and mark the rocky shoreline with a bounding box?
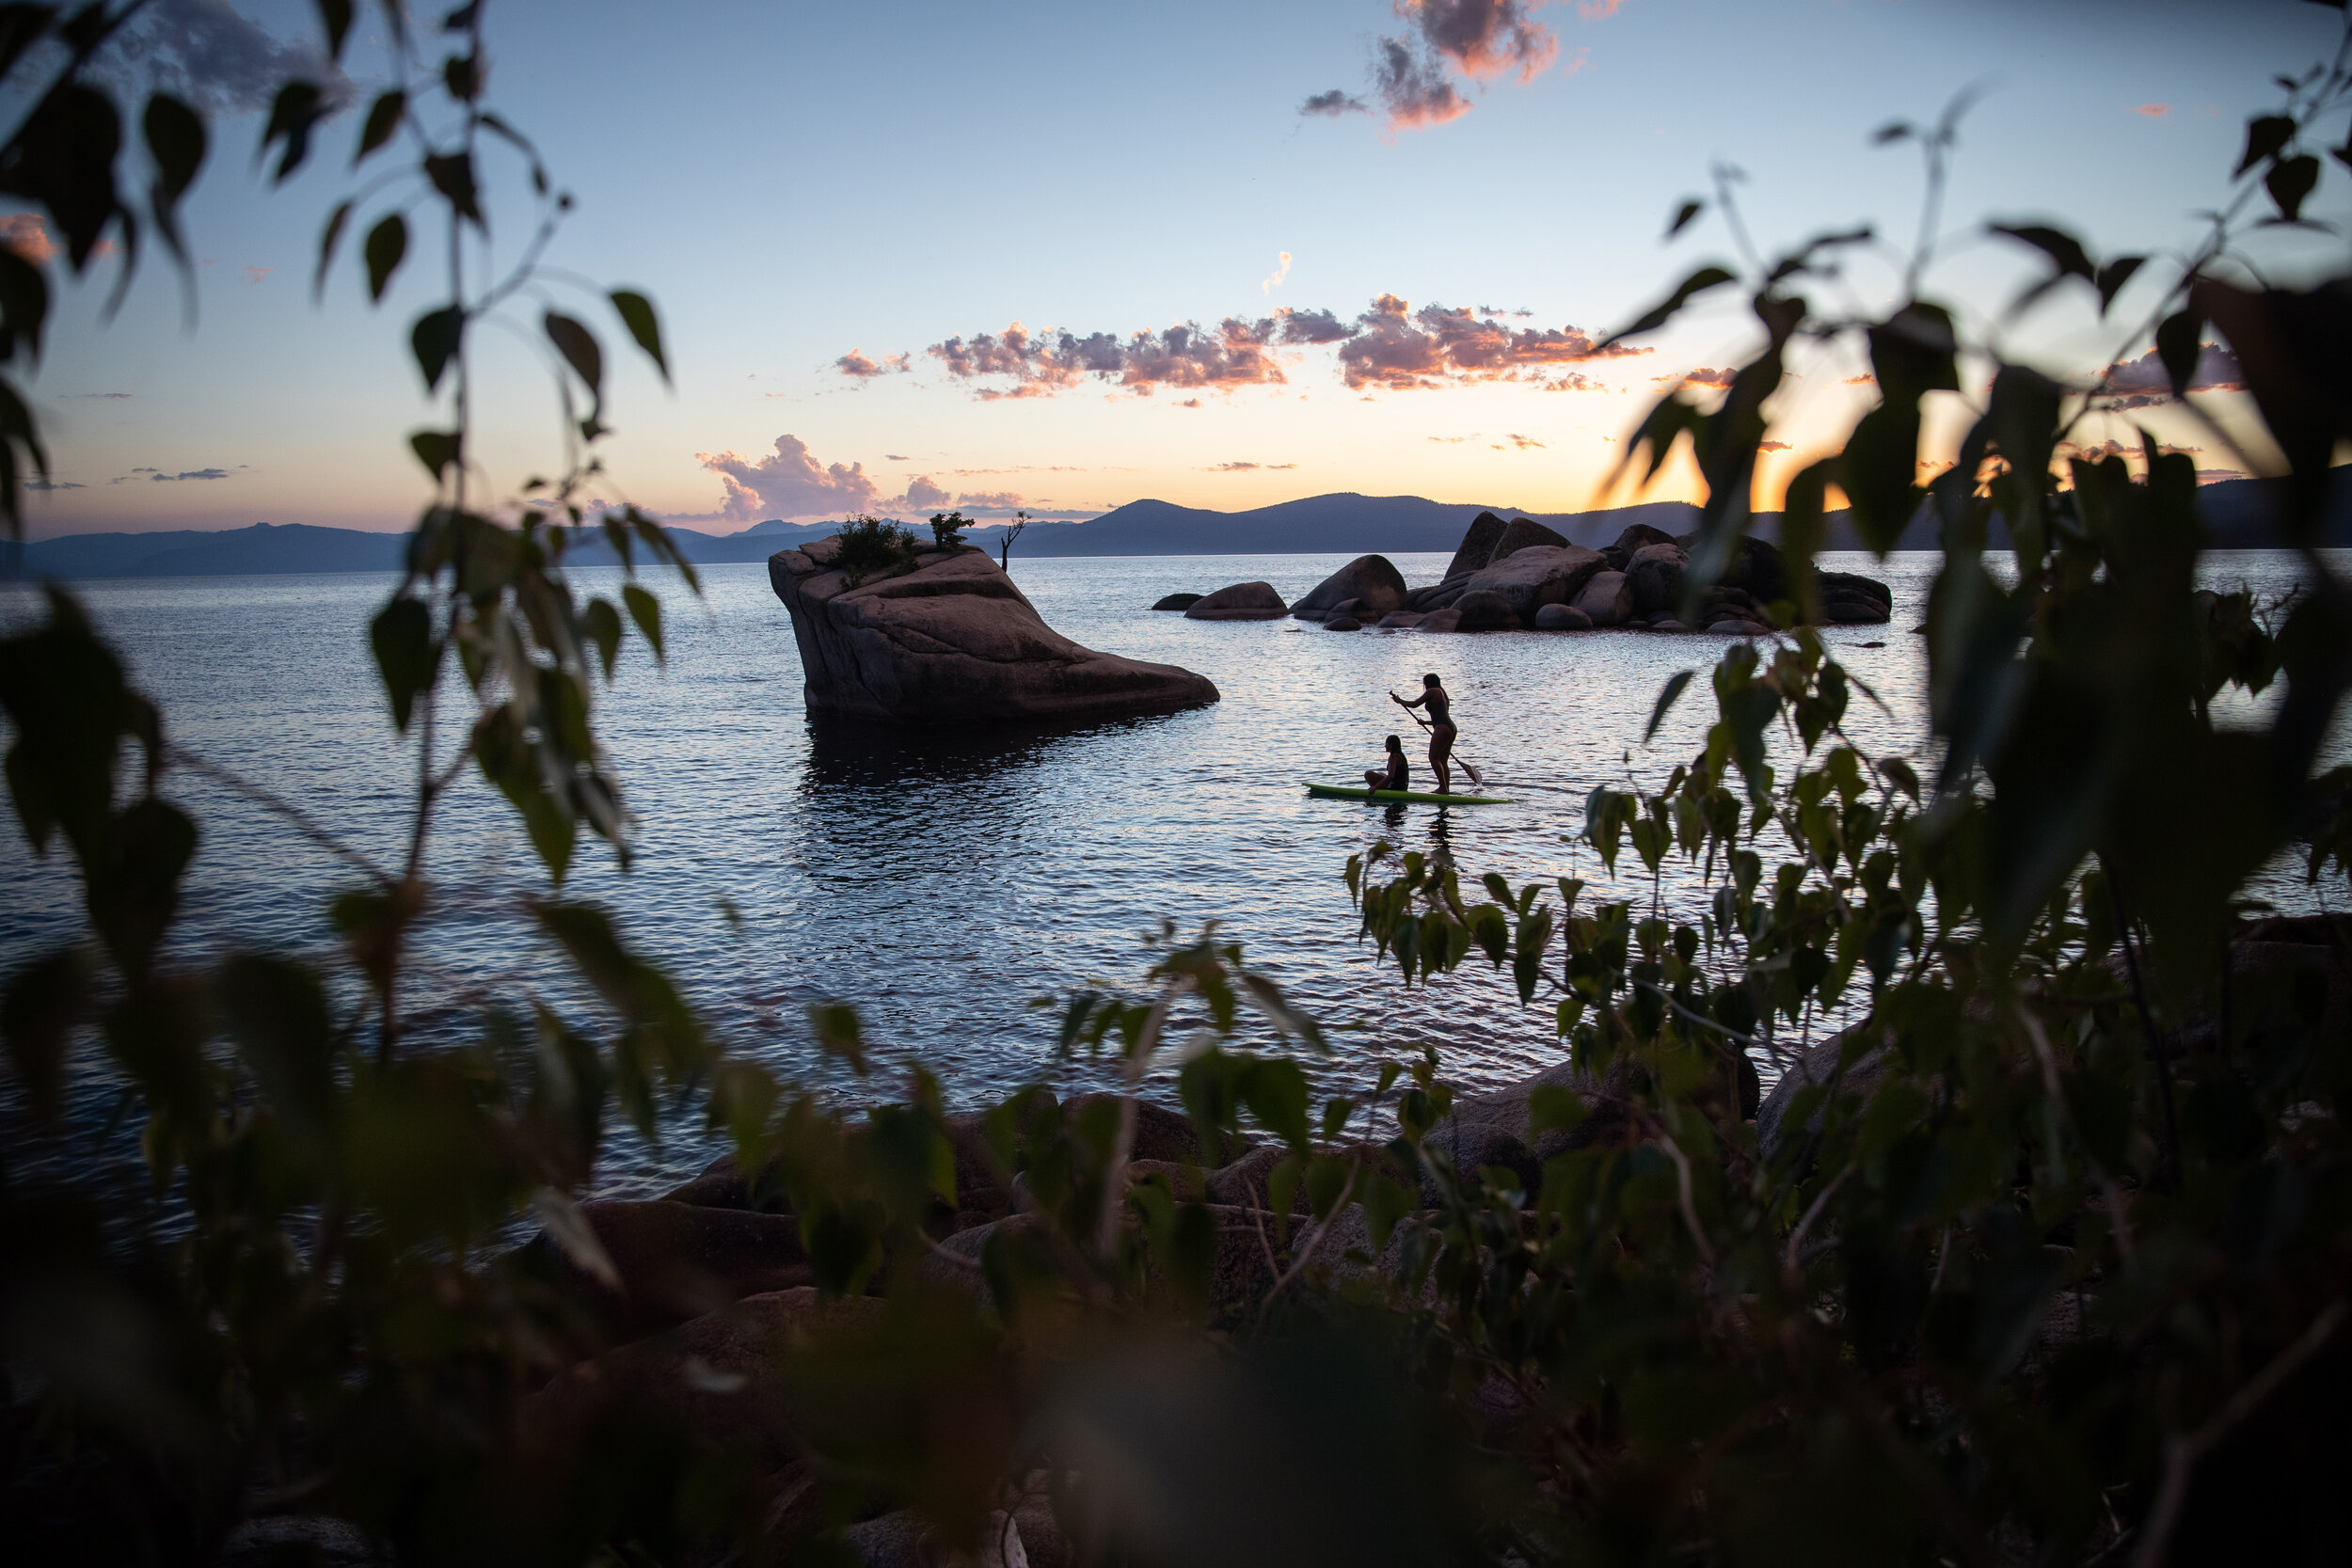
[1153,511,1893,634]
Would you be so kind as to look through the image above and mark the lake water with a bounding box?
[1,549,2338,1200]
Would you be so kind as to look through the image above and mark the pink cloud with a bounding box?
[2135,103,2170,118]
[1306,0,1563,133]
[0,213,55,265]
[836,348,912,378]
[2101,342,2245,407]
[696,434,881,521]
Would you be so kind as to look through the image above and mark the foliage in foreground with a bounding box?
[4,4,2352,1566]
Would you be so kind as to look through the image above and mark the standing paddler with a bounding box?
[1391,673,1457,797]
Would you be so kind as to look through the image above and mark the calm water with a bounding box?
[1,550,2337,1199]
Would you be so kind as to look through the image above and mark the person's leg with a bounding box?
[1364,768,1387,791]
[1430,728,1454,795]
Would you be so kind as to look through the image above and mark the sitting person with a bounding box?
[1364,733,1410,794]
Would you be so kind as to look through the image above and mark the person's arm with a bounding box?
[1392,690,1427,710]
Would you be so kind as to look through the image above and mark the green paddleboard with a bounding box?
[1305,782,1515,805]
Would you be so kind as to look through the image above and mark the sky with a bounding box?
[8,0,2348,539]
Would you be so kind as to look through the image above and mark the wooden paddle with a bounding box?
[1391,698,1485,787]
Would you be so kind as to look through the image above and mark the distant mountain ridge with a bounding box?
[7,476,2345,579]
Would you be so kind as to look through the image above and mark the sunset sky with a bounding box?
[11,0,2345,538]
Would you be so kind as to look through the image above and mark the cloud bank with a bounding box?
[914,295,1643,402]
[1305,0,1564,132]
[696,435,1055,522]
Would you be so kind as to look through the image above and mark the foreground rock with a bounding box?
[771,539,1216,724]
[1291,554,1408,621]
[530,1199,814,1341]
[1184,580,1289,620]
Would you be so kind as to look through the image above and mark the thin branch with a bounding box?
[1650,1133,1717,1269]
[2131,1300,2349,1568]
[167,745,392,885]
[1259,1155,1362,1312]
[1783,1163,1853,1273]
[1634,974,1798,1065]
[2018,1006,2137,1262]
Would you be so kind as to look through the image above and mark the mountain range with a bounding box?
[6,475,2345,579]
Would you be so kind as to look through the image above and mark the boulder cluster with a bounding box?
[1153,510,1893,635]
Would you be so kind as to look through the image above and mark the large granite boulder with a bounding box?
[1151,592,1202,611]
[1626,541,1690,618]
[1570,569,1631,627]
[1533,603,1593,630]
[1460,544,1605,619]
[1487,516,1570,563]
[1453,589,1521,631]
[1820,570,1893,624]
[1603,521,1678,570]
[1292,554,1408,621]
[1679,531,1792,607]
[771,541,1216,724]
[1442,511,1509,579]
[1184,580,1289,621]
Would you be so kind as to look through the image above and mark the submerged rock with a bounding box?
[1184,580,1290,620]
[1151,592,1203,611]
[1291,554,1408,621]
[1375,610,1424,628]
[770,542,1216,724]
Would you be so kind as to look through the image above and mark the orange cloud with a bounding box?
[2135,103,2170,118]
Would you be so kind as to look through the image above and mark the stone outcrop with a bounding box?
[1458,543,1605,619]
[1375,610,1424,628]
[1820,570,1894,624]
[1151,592,1203,611]
[1602,522,1678,571]
[1570,569,1630,627]
[1452,589,1521,631]
[1291,554,1408,621]
[1442,511,1509,579]
[770,539,1216,724]
[1533,603,1593,630]
[1625,541,1690,618]
[1487,516,1570,563]
[1184,581,1289,620]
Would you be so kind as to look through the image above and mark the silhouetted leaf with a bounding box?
[408,428,458,481]
[620,582,662,662]
[355,88,404,165]
[2,945,88,1124]
[2266,152,2320,221]
[543,309,601,399]
[313,0,352,59]
[1665,198,1703,239]
[581,595,621,681]
[1602,264,1738,348]
[610,289,668,381]
[410,304,462,392]
[441,52,479,102]
[260,80,325,183]
[1989,223,2093,280]
[2094,254,2144,313]
[2236,113,2296,176]
[369,594,439,730]
[140,94,203,267]
[313,198,351,300]
[2156,308,2204,398]
[808,1000,867,1074]
[1645,670,1695,743]
[423,150,482,227]
[217,953,337,1142]
[363,212,405,301]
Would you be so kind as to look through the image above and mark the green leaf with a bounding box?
[408,429,459,481]
[581,596,622,681]
[610,289,669,382]
[543,310,602,399]
[1645,669,1695,743]
[363,212,406,302]
[1602,264,1739,348]
[260,80,325,184]
[217,953,337,1141]
[410,305,463,392]
[2236,113,2296,177]
[313,198,352,301]
[369,595,440,731]
[356,89,405,165]
[807,1000,867,1074]
[2266,152,2320,221]
[3,946,90,1125]
[620,582,662,662]
[2155,309,2204,398]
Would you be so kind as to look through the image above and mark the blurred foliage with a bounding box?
[5,3,2352,1567]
